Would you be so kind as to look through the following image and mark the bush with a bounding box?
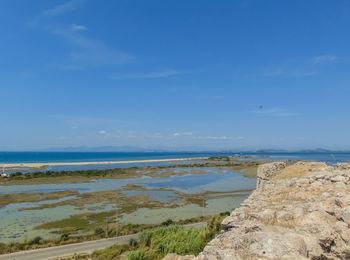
[126,250,146,260]
[161,219,174,226]
[60,233,69,241]
[220,211,230,216]
[138,225,209,256]
[0,242,7,254]
[94,228,104,236]
[129,238,138,248]
[28,236,42,245]
[80,213,230,260]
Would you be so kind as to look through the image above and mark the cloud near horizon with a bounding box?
[251,107,299,117]
[95,130,239,142]
[111,69,187,80]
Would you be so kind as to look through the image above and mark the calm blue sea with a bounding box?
[0,151,349,163]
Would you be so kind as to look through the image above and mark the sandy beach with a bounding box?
[0,157,209,169]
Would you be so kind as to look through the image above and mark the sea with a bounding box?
[0,151,349,172]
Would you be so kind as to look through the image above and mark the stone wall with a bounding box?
[165,161,350,260]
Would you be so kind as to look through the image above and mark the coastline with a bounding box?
[0,157,209,169]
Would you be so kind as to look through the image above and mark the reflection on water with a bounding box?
[123,190,179,202]
[119,196,247,225]
[0,197,84,243]
[0,167,256,243]
[0,168,255,194]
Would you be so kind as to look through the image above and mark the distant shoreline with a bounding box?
[0,157,209,169]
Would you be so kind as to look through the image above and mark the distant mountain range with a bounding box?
[239,148,350,153]
[43,145,212,152]
[42,146,350,153]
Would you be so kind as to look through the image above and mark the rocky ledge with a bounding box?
[166,161,350,260]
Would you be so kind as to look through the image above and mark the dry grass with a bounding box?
[273,162,329,180]
[274,165,311,179]
[273,164,310,180]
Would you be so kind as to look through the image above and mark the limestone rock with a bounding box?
[162,254,195,260]
[165,161,350,260]
[256,161,286,190]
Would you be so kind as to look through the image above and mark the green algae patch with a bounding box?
[0,190,79,208]
[29,186,250,236]
[35,211,115,235]
[19,184,252,212]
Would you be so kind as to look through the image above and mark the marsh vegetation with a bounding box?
[0,158,259,251]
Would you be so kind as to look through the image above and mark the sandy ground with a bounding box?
[0,157,208,169]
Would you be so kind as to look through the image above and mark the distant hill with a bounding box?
[42,146,350,153]
[43,145,213,152]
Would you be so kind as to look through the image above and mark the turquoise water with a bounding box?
[0,152,227,163]
[1,151,349,173]
[1,151,349,164]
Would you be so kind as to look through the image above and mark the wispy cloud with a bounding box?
[53,26,132,68]
[98,130,136,138]
[197,135,228,140]
[30,1,131,69]
[71,24,87,31]
[172,132,234,140]
[111,69,187,80]
[62,115,136,129]
[251,107,298,117]
[99,130,107,135]
[262,67,317,78]
[311,55,339,65]
[28,0,85,26]
[42,0,85,17]
[173,132,193,137]
[261,54,341,78]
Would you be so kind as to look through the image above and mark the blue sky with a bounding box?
[1,0,350,150]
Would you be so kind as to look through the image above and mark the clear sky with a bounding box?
[1,0,350,151]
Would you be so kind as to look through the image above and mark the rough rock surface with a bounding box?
[165,161,350,260]
[163,254,196,260]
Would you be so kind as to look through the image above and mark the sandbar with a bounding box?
[0,157,209,169]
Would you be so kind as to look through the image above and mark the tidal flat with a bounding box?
[0,160,259,244]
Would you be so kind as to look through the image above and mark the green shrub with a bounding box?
[161,219,174,226]
[28,236,42,245]
[138,225,209,256]
[126,249,146,260]
[0,242,7,254]
[94,227,104,236]
[60,233,69,241]
[129,238,138,248]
